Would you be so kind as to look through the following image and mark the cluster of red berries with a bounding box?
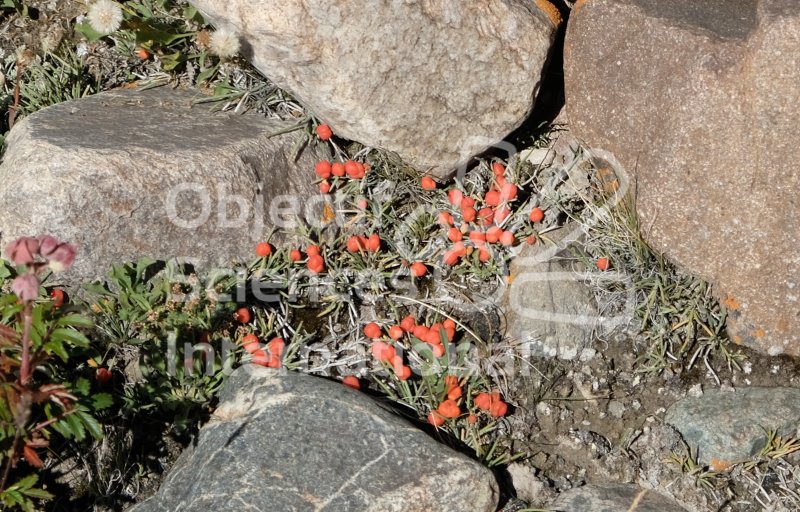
[255,242,326,274]
[315,159,369,194]
[429,162,544,265]
[364,316,457,363]
[241,334,285,369]
[346,234,381,253]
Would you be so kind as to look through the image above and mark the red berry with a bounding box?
[448,189,464,206]
[50,288,65,308]
[500,183,518,202]
[389,325,404,340]
[364,322,383,339]
[345,160,360,178]
[443,250,460,266]
[290,249,303,262]
[484,190,500,207]
[135,48,150,60]
[596,257,610,271]
[486,226,503,244]
[367,234,381,252]
[395,365,412,381]
[462,207,477,223]
[412,325,430,340]
[235,307,251,323]
[307,255,325,273]
[319,181,331,194]
[491,162,506,176]
[400,315,416,332]
[256,242,273,258]
[494,206,511,224]
[420,176,437,190]
[428,412,445,427]
[307,245,321,257]
[526,235,538,245]
[347,235,364,253]
[529,207,545,223]
[315,160,332,179]
[478,246,491,263]
[316,124,333,141]
[241,334,260,353]
[500,230,515,247]
[343,375,361,390]
[331,162,346,177]
[371,340,396,362]
[410,262,428,277]
[448,227,463,242]
[96,367,112,384]
[469,231,486,244]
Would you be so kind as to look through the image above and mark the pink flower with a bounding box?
[38,235,60,257]
[11,274,40,302]
[47,243,77,273]
[5,237,40,265]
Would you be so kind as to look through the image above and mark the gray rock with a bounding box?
[0,87,328,284]
[665,387,800,467]
[564,0,800,356]
[550,484,689,512]
[507,462,551,504]
[502,226,597,360]
[131,365,499,512]
[190,0,559,177]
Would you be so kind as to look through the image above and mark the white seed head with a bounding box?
[209,27,241,59]
[87,0,123,35]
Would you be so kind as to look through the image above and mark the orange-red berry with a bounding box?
[484,190,500,207]
[367,234,381,252]
[316,124,333,141]
[448,189,463,206]
[343,375,361,390]
[461,203,478,222]
[307,254,325,273]
[596,257,610,271]
[389,325,404,340]
[400,315,416,332]
[364,322,383,339]
[410,262,428,277]
[421,176,437,190]
[256,242,273,258]
[331,162,346,177]
[529,207,545,223]
[315,160,332,179]
[500,230,515,247]
[50,288,65,308]
[428,412,445,427]
[241,333,260,353]
[235,307,251,323]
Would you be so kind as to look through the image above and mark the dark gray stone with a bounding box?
[665,387,800,467]
[550,484,689,512]
[0,87,329,285]
[565,0,800,356]
[131,365,499,511]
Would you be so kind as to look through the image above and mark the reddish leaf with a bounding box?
[23,445,43,468]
